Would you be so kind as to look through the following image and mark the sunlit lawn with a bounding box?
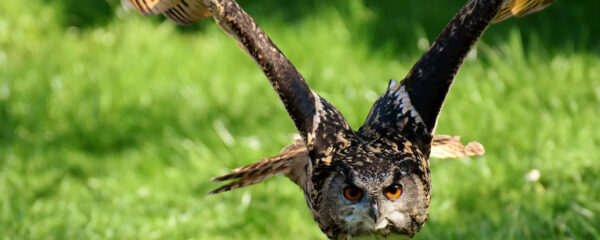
[1,0,599,239]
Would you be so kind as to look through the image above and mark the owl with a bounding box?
[126,0,553,238]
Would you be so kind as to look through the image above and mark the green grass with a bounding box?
[1,0,599,239]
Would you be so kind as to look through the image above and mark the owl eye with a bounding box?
[343,185,363,201]
[384,184,403,199]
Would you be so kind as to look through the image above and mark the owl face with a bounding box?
[313,140,431,239]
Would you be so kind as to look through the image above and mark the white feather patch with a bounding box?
[388,82,424,124]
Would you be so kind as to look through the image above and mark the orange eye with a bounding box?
[385,184,403,198]
[343,186,363,201]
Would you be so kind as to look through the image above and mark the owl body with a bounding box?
[268,80,434,239]
[126,0,553,239]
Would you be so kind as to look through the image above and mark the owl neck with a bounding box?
[400,0,504,134]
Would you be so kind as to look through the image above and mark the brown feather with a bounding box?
[127,0,180,15]
[208,140,306,194]
[492,0,554,23]
[126,0,211,24]
[209,167,284,194]
[512,0,554,17]
[430,135,485,159]
[162,0,212,25]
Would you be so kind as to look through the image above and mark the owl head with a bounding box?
[310,136,431,239]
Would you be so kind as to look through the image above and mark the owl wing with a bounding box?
[359,0,504,154]
[359,0,553,152]
[128,0,356,168]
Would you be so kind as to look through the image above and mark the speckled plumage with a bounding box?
[127,0,553,238]
[209,134,483,194]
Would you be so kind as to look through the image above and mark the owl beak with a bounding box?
[369,201,378,222]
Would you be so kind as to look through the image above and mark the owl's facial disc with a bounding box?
[322,141,430,239]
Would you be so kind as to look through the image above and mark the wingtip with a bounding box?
[207,189,223,195]
[492,0,554,23]
[465,141,486,156]
[511,0,554,17]
[430,135,486,159]
[208,184,236,195]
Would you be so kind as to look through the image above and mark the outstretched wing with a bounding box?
[360,0,553,152]
[127,0,356,165]
[360,0,505,153]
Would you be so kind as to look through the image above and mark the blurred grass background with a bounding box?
[1,0,599,239]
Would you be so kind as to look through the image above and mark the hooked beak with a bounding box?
[369,201,378,222]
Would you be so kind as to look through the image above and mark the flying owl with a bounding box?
[126,0,553,238]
